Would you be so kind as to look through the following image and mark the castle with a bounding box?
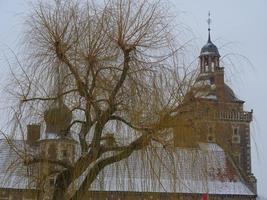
[0,25,257,200]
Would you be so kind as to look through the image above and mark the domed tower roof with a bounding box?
[200,21,220,57]
[44,101,72,135]
[200,12,220,58]
[200,36,220,57]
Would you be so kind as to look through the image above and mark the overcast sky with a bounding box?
[0,0,266,197]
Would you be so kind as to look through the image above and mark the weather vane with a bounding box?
[207,11,212,32]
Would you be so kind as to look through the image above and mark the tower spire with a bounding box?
[199,12,220,74]
[207,11,212,42]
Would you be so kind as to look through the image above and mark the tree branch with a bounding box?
[21,89,78,102]
[70,132,151,200]
[24,157,74,170]
[109,115,147,131]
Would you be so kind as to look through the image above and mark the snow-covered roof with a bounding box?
[90,143,255,196]
[0,139,35,189]
[193,78,243,103]
[39,131,78,142]
[0,139,255,196]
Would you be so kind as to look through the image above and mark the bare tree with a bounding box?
[4,0,196,199]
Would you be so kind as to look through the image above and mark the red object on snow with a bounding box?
[202,193,208,200]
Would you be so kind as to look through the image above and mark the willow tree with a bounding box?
[5,0,195,199]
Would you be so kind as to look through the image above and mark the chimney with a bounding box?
[27,124,41,145]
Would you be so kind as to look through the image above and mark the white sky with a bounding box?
[0,0,266,198]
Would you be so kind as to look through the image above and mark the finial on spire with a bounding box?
[207,11,212,42]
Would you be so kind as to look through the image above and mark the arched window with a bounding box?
[211,62,215,72]
[205,65,209,72]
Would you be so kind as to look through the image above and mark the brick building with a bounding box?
[86,26,257,200]
[0,26,257,200]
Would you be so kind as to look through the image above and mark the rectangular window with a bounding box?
[232,126,240,144]
[207,125,215,142]
[61,149,69,162]
[232,135,240,143]
[234,154,241,165]
[233,127,239,135]
[62,150,68,157]
[49,178,54,187]
[209,126,213,133]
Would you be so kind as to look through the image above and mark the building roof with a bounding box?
[200,41,220,57]
[90,143,255,196]
[200,31,220,57]
[193,78,243,103]
[0,139,255,196]
[0,139,35,189]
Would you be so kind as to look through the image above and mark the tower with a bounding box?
[37,101,76,199]
[173,13,256,193]
[198,12,225,101]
